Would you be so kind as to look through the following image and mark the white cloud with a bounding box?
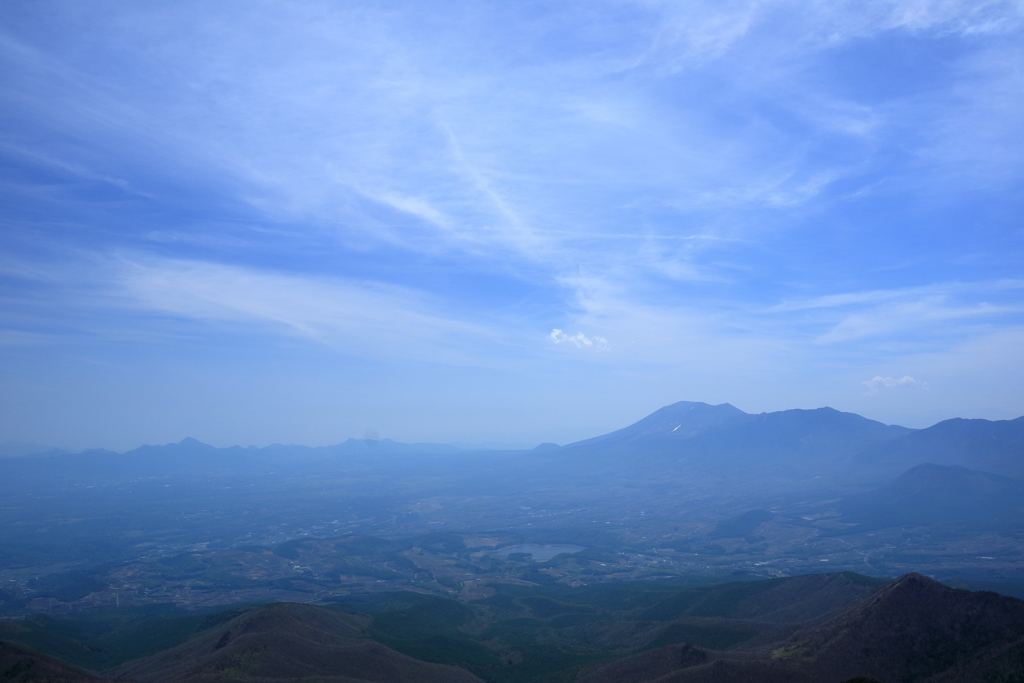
[862,375,930,393]
[550,329,609,351]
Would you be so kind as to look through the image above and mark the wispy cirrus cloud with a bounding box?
[773,280,1024,312]
[815,301,1018,344]
[110,256,501,361]
[3,0,1018,268]
[765,281,1024,344]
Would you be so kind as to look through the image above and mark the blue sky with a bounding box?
[2,0,1023,451]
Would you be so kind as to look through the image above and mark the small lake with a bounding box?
[491,544,585,561]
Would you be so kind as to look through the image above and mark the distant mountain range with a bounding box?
[856,415,1024,479]
[589,402,1024,479]
[0,440,69,458]
[559,401,1024,481]
[558,401,915,479]
[835,463,1024,531]
[4,400,1022,486]
[0,435,459,460]
[0,436,464,483]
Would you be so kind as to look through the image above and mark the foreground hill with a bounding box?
[579,573,1024,682]
[10,572,1024,683]
[775,573,1024,682]
[0,573,891,682]
[0,640,116,682]
[109,602,480,683]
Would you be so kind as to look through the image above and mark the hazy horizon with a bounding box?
[2,1,1023,451]
[4,399,1022,455]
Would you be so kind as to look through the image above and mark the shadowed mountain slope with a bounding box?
[1,572,889,683]
[576,642,717,683]
[777,573,1024,682]
[109,602,481,683]
[579,574,1024,683]
[8,572,1022,683]
[0,640,116,682]
[856,416,1024,478]
[633,572,885,626]
[835,463,1024,531]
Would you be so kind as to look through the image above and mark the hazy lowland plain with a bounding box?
[3,401,1024,682]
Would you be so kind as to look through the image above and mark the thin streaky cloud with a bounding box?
[772,280,1024,313]
[110,257,501,355]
